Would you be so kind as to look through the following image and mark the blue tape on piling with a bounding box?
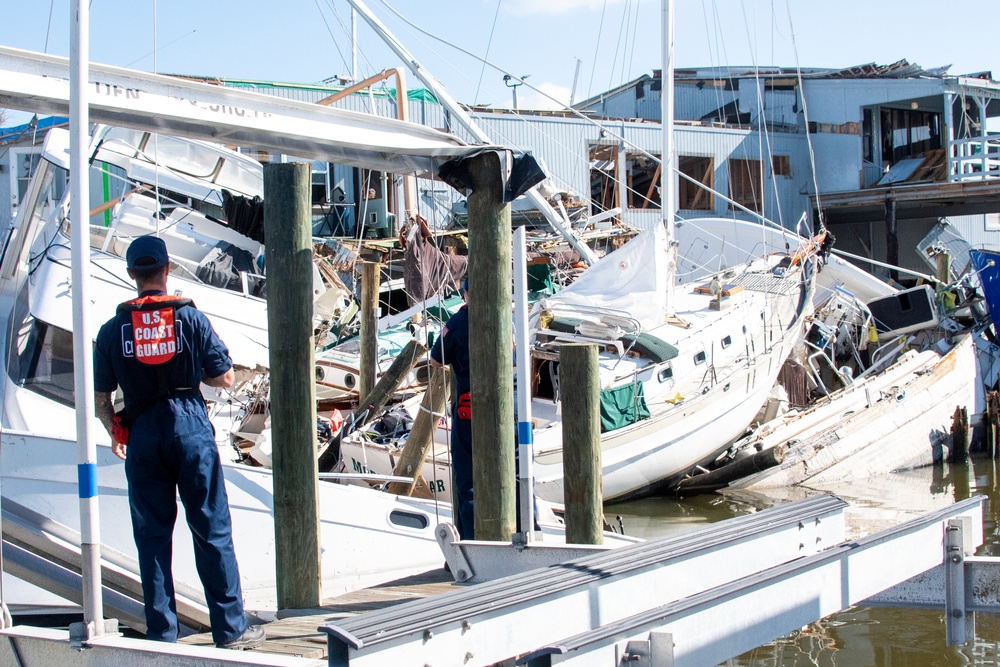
[517,421,533,445]
[78,463,98,499]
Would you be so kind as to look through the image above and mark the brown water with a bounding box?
[610,455,1000,667]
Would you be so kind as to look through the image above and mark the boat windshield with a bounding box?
[8,313,75,409]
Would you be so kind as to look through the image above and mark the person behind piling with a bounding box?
[93,235,264,650]
[429,276,474,539]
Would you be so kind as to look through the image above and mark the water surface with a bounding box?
[611,455,1000,666]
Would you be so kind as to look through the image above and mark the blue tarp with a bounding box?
[0,116,67,143]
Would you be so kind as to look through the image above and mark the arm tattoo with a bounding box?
[94,391,116,436]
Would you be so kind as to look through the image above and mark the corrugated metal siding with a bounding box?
[947,214,1000,252]
[675,85,738,122]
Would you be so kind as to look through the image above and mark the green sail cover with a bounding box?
[599,382,651,433]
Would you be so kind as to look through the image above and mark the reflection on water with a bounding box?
[610,455,1000,666]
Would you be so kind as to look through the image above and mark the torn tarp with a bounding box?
[438,150,546,203]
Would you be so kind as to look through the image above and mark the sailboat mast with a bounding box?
[343,0,599,266]
[661,0,676,316]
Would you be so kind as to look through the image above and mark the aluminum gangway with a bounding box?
[320,495,987,667]
[1,497,210,636]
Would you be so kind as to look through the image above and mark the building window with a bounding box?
[625,152,661,209]
[771,155,791,178]
[728,158,763,213]
[678,156,714,210]
[589,143,619,216]
[880,108,942,167]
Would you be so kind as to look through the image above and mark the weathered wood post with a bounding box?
[359,261,380,401]
[264,162,321,610]
[466,152,516,541]
[950,405,969,464]
[388,366,449,496]
[560,344,604,545]
[936,253,952,285]
[990,391,1000,459]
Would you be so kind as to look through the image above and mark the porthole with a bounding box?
[721,335,732,349]
[658,366,673,382]
[315,366,325,382]
[693,351,706,365]
[344,373,356,389]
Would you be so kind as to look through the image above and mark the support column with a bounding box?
[885,197,898,282]
[264,162,321,610]
[945,93,956,181]
[466,152,516,542]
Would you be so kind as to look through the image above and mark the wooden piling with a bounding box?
[263,162,321,610]
[987,391,1000,459]
[936,253,952,285]
[560,344,603,545]
[466,152,516,542]
[950,405,969,464]
[387,367,449,496]
[317,339,427,472]
[359,262,380,402]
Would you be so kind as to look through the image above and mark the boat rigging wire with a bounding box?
[782,0,824,232]
[475,0,504,107]
[588,0,610,100]
[314,0,354,80]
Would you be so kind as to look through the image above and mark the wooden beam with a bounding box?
[387,367,449,496]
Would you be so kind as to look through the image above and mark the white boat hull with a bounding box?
[728,333,978,490]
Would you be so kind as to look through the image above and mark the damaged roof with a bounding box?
[671,59,962,81]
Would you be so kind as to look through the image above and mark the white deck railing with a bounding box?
[949,135,1000,182]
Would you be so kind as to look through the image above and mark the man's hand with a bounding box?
[111,440,127,461]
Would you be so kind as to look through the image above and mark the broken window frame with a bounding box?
[678,155,714,211]
[728,158,763,213]
[624,151,662,210]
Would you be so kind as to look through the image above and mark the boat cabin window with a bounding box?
[721,335,733,349]
[10,316,75,408]
[693,351,707,365]
[388,510,429,531]
[657,366,673,383]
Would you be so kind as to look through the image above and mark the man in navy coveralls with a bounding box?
[94,235,264,650]
[430,277,474,539]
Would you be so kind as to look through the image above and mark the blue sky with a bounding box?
[1,0,997,125]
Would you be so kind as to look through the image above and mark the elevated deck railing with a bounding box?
[949,135,1000,182]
